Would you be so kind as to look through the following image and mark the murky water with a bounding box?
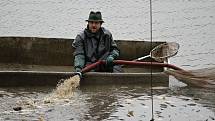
[0,83,214,121]
[0,0,215,121]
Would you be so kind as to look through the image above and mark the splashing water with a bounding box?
[15,75,81,111]
[43,75,80,103]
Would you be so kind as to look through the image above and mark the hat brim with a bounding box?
[86,20,104,23]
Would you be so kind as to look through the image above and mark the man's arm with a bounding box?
[72,35,85,72]
[106,33,120,67]
[109,34,120,59]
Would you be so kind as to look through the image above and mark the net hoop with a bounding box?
[150,42,179,62]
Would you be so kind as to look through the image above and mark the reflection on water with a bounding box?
[0,83,214,121]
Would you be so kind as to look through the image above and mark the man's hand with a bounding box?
[106,55,114,68]
[75,67,82,78]
[106,49,119,68]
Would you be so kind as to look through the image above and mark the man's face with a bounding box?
[88,21,102,33]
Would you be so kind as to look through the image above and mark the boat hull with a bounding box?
[0,71,169,87]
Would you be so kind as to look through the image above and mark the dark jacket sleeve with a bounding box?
[109,33,120,59]
[72,34,85,70]
[72,34,85,56]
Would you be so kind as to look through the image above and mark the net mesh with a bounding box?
[151,42,179,62]
[165,68,215,89]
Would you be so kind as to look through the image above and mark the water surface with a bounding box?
[0,83,215,121]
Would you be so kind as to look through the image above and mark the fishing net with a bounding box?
[150,42,179,62]
[165,68,215,89]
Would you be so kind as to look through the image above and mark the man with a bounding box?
[72,11,121,74]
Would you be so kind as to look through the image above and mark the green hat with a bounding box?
[86,11,104,23]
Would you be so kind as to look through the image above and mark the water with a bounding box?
[0,0,215,120]
[45,75,80,100]
[0,84,214,121]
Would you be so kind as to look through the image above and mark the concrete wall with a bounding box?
[0,37,164,66]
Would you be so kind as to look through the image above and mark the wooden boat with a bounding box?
[0,36,169,86]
